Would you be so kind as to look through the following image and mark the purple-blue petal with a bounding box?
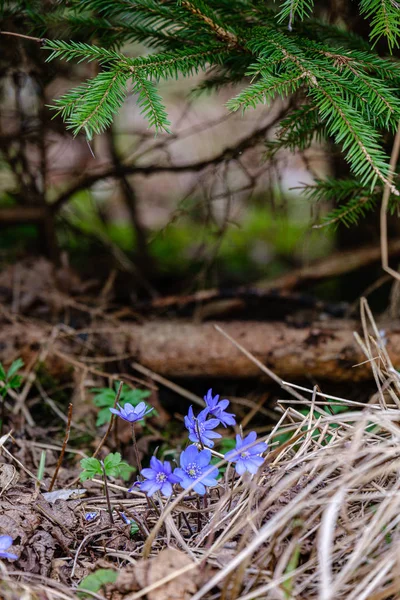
[197,449,211,467]
[0,536,13,551]
[177,473,192,489]
[140,480,161,496]
[243,431,257,446]
[180,445,198,468]
[218,399,230,411]
[149,456,162,471]
[204,430,222,438]
[173,467,185,481]
[192,481,206,495]
[0,551,17,560]
[198,407,210,422]
[204,418,220,429]
[235,433,244,448]
[188,432,200,444]
[202,436,215,448]
[141,468,157,480]
[160,481,173,497]
[225,448,239,461]
[235,460,247,475]
[201,474,219,486]
[249,442,268,455]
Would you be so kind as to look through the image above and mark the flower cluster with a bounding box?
[184,389,236,447]
[110,387,268,499]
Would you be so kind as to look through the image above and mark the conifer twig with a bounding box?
[181,1,241,48]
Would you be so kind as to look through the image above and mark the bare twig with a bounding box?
[48,403,73,492]
[92,381,123,459]
[381,120,400,280]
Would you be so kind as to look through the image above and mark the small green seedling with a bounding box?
[81,452,134,524]
[0,358,24,434]
[77,569,117,599]
[80,452,134,482]
[92,383,151,426]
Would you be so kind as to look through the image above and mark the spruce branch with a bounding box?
[360,0,400,51]
[181,0,242,48]
[311,84,399,194]
[50,69,130,139]
[133,74,171,133]
[277,0,315,31]
[227,72,305,112]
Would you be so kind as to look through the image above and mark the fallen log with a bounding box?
[1,319,399,382]
[122,319,398,381]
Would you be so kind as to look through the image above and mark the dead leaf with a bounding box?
[42,488,86,504]
[0,464,19,495]
[147,549,197,600]
[115,549,198,600]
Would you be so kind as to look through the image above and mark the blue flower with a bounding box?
[0,535,17,561]
[174,444,219,495]
[184,406,221,448]
[140,456,181,497]
[84,512,98,522]
[120,512,134,525]
[110,401,153,423]
[204,389,236,427]
[225,431,268,475]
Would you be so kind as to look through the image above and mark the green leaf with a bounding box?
[96,407,113,427]
[103,452,122,477]
[104,452,122,470]
[0,363,7,382]
[122,388,151,405]
[8,375,23,389]
[77,569,117,599]
[7,358,24,380]
[80,457,102,481]
[92,388,116,408]
[118,461,135,481]
[130,521,139,536]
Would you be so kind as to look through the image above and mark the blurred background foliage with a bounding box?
[1,0,399,306]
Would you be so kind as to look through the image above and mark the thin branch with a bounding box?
[51,105,290,213]
[48,403,73,492]
[0,31,44,43]
[92,381,123,458]
[380,120,400,280]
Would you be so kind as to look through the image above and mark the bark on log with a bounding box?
[2,319,399,382]
[125,319,398,381]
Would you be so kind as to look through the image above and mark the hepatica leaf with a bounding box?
[103,452,134,479]
[80,457,102,481]
[118,461,135,481]
[103,452,122,474]
[77,569,117,598]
